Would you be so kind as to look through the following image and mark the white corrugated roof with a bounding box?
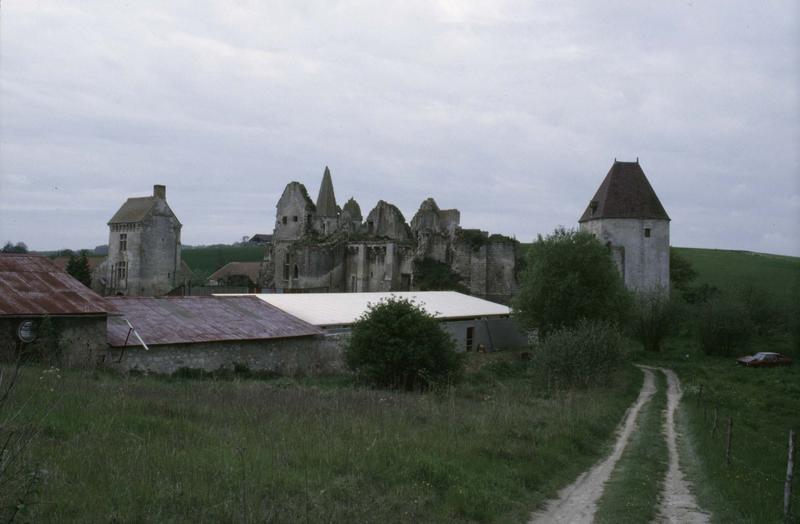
[216,291,511,327]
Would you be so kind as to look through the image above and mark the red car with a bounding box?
[736,352,793,368]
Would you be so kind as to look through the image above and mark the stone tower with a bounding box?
[103,185,182,296]
[579,160,670,293]
[315,166,339,235]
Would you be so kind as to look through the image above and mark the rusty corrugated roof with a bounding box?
[107,295,322,347]
[0,254,117,316]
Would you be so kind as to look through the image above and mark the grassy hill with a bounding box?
[673,247,800,305]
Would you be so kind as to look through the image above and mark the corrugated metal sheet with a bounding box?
[0,254,117,316]
[219,291,512,327]
[107,296,322,347]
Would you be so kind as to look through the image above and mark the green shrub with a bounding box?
[345,297,464,390]
[737,285,784,336]
[696,298,754,356]
[630,291,681,352]
[533,319,624,389]
[513,227,630,337]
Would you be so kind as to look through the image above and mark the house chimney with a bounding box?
[154,185,166,199]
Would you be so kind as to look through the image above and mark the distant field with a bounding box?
[181,245,265,276]
[673,247,800,305]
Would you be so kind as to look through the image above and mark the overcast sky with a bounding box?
[1,1,798,255]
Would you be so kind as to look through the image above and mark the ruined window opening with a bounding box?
[644,228,651,238]
[466,326,474,351]
[306,214,312,223]
[293,265,299,279]
[293,216,298,222]
[283,254,290,280]
[282,216,288,225]
[322,222,326,234]
[119,233,127,252]
[367,220,374,234]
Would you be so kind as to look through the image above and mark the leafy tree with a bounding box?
[66,251,92,287]
[345,297,463,390]
[696,297,754,356]
[1,242,28,254]
[412,258,468,292]
[669,248,697,292]
[513,227,630,337]
[630,291,680,352]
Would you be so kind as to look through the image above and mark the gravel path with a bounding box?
[654,367,710,524]
[528,367,656,524]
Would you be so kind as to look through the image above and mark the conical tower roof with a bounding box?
[316,166,338,217]
[579,161,670,222]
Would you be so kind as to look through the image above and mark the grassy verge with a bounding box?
[4,358,641,523]
[636,337,800,523]
[594,369,668,524]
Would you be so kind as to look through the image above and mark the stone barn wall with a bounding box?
[105,333,347,376]
[0,316,107,368]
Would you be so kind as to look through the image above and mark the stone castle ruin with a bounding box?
[266,167,520,302]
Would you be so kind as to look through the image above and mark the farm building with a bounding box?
[206,261,263,289]
[105,296,340,375]
[0,253,117,367]
[222,291,527,352]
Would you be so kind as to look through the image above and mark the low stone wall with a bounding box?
[104,333,348,376]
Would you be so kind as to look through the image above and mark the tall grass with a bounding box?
[9,360,640,523]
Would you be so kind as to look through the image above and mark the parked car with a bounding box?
[736,352,793,368]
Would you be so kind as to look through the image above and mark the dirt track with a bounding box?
[655,367,709,523]
[528,368,656,524]
[529,366,710,524]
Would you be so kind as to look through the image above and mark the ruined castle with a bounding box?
[266,167,519,302]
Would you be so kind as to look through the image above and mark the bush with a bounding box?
[513,227,630,337]
[737,285,784,337]
[345,297,464,390]
[696,298,754,356]
[412,258,468,292]
[533,320,624,389]
[630,291,681,352]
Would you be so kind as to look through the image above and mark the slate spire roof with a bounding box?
[579,161,670,222]
[315,166,338,217]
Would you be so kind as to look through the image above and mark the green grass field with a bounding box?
[3,359,641,523]
[673,247,800,306]
[181,245,266,277]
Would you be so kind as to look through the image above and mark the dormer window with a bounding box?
[119,233,127,252]
[644,228,651,238]
[589,200,598,216]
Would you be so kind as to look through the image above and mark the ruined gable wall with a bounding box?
[274,183,315,242]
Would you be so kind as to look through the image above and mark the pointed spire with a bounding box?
[316,166,338,217]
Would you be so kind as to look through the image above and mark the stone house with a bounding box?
[105,296,338,375]
[0,254,117,367]
[268,167,519,302]
[94,185,183,296]
[579,160,670,293]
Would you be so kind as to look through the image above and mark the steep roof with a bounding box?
[106,296,322,347]
[207,262,263,284]
[579,161,670,222]
[108,196,158,224]
[315,166,338,217]
[341,197,362,220]
[0,254,117,316]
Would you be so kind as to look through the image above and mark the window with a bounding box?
[350,275,357,292]
[367,221,374,234]
[644,228,651,238]
[293,265,299,279]
[283,255,290,280]
[282,216,288,225]
[116,261,127,288]
[119,233,127,252]
[466,326,474,351]
[292,216,298,222]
